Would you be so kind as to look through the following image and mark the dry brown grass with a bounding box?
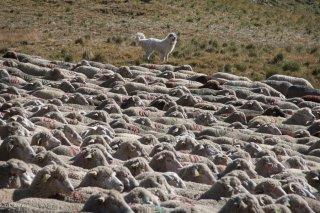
[1,0,320,86]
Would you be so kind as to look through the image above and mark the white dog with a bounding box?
[136,32,177,62]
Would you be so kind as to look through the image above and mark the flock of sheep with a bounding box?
[0,51,320,213]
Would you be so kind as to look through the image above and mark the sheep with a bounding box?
[6,115,36,131]
[254,178,287,199]
[178,163,216,185]
[70,148,109,169]
[276,194,315,213]
[31,88,65,100]
[218,193,264,213]
[286,85,320,98]
[175,136,198,151]
[282,156,309,170]
[149,151,183,173]
[200,176,248,200]
[0,121,31,139]
[162,172,186,189]
[82,191,134,213]
[111,166,139,192]
[123,157,154,177]
[15,61,50,76]
[219,158,258,179]
[80,125,114,141]
[262,204,292,213]
[255,123,282,135]
[124,187,160,205]
[136,172,174,194]
[212,72,251,82]
[0,159,35,189]
[268,74,313,88]
[220,170,253,192]
[190,143,221,157]
[0,136,35,162]
[112,140,149,161]
[0,165,74,202]
[262,79,293,95]
[255,156,286,177]
[282,182,316,199]
[30,104,59,117]
[31,131,61,150]
[4,198,83,213]
[60,125,82,146]
[283,107,315,126]
[77,166,124,192]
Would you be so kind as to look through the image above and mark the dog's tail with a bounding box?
[135,32,146,45]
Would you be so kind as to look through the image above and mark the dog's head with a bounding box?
[167,33,177,45]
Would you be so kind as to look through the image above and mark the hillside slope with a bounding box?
[0,0,319,86]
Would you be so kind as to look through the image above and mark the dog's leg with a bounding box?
[164,54,169,62]
[160,52,165,62]
[144,50,153,61]
[161,53,168,62]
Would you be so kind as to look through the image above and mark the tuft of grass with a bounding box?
[282,61,300,72]
[82,49,93,60]
[265,66,280,79]
[270,53,284,64]
[92,53,105,62]
[312,67,320,76]
[224,64,232,73]
[235,63,247,72]
[75,38,85,45]
[0,48,9,54]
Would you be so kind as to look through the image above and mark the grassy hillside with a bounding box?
[1,0,320,86]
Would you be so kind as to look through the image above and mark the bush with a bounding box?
[245,43,255,49]
[312,67,320,76]
[270,53,284,64]
[0,48,9,54]
[282,61,300,72]
[224,64,232,73]
[265,67,279,79]
[92,53,105,62]
[60,49,73,62]
[235,63,247,72]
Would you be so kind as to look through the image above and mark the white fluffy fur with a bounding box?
[136,32,177,62]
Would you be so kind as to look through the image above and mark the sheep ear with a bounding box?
[194,169,200,177]
[157,155,164,161]
[97,196,105,204]
[88,170,98,177]
[131,162,139,168]
[288,183,296,193]
[7,143,14,152]
[43,174,51,183]
[85,153,93,159]
[282,198,291,207]
[128,144,136,152]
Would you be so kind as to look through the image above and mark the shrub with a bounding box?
[92,53,105,62]
[82,49,93,60]
[270,53,284,64]
[265,67,279,79]
[312,67,320,76]
[235,63,247,72]
[60,49,73,62]
[245,43,255,49]
[224,64,232,73]
[0,48,9,54]
[75,38,84,45]
[64,54,73,62]
[282,61,300,72]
